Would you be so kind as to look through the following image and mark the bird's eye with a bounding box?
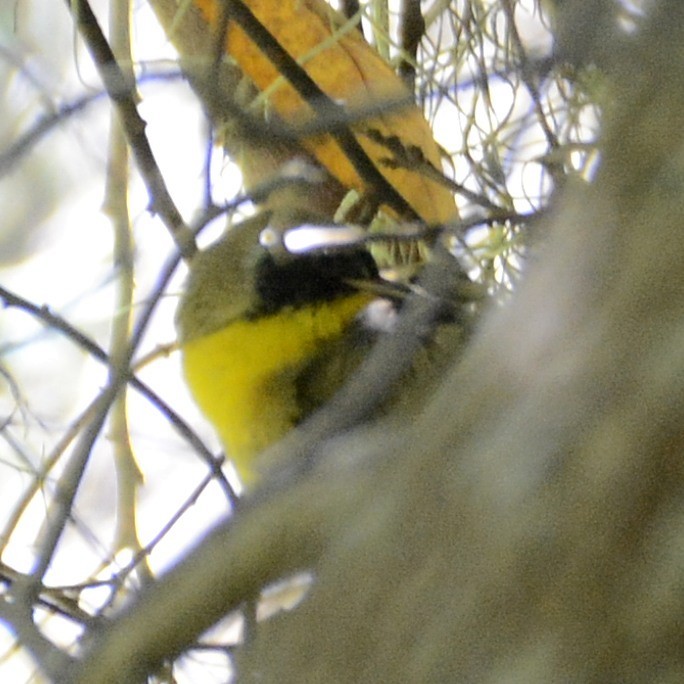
[258,227,291,264]
[259,227,284,251]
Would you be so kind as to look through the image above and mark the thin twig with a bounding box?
[64,0,195,258]
[0,90,104,178]
[398,0,425,91]
[500,0,563,186]
[103,0,152,582]
[0,284,235,502]
[0,595,75,679]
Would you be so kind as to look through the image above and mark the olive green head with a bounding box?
[176,214,272,344]
[176,214,380,344]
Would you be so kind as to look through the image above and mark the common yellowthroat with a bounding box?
[175,201,474,486]
[176,214,399,484]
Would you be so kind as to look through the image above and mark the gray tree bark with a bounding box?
[239,3,684,680]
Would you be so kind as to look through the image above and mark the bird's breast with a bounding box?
[181,292,373,480]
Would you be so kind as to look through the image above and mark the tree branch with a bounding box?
[64,0,195,258]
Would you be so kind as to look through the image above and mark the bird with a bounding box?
[170,0,467,486]
[176,215,382,484]
[175,213,470,486]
